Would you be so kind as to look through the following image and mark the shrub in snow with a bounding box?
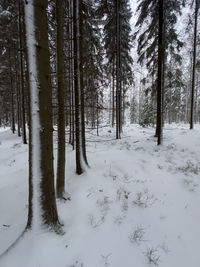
[116,186,130,201]
[129,226,146,244]
[88,214,105,228]
[145,247,160,266]
[133,189,156,208]
[177,160,200,175]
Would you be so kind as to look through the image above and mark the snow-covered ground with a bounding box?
[0,124,200,267]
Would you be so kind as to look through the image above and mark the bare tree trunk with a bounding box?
[115,0,120,139]
[56,0,66,198]
[70,0,75,150]
[97,94,99,136]
[18,0,27,144]
[190,0,199,129]
[25,0,59,229]
[9,48,16,134]
[69,5,72,145]
[22,3,31,130]
[15,53,21,137]
[79,0,88,166]
[73,0,83,175]
[156,0,164,145]
[112,67,115,128]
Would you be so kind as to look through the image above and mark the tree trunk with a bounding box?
[56,0,66,199]
[190,0,199,129]
[156,0,164,145]
[79,0,88,166]
[73,0,83,175]
[18,0,27,144]
[9,48,16,134]
[25,0,59,230]
[97,94,99,136]
[112,67,115,128]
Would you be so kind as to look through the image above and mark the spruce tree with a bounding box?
[135,0,184,133]
[97,0,133,136]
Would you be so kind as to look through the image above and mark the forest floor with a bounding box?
[0,124,200,267]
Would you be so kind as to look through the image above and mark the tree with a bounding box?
[130,95,138,124]
[73,0,84,174]
[0,1,18,131]
[82,0,104,131]
[25,0,59,230]
[56,0,66,199]
[157,0,164,145]
[190,0,200,129]
[97,0,133,137]
[18,0,27,144]
[79,0,88,166]
[135,0,184,141]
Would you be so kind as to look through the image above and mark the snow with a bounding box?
[0,10,11,18]
[0,124,200,267]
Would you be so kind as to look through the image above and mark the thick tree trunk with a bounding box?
[25,0,59,229]
[56,0,66,199]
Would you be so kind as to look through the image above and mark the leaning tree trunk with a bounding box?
[25,0,59,230]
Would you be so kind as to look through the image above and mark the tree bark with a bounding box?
[190,0,199,129]
[73,0,83,174]
[156,0,164,145]
[79,0,88,166]
[9,48,16,134]
[25,0,59,229]
[56,0,66,199]
[18,0,27,144]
